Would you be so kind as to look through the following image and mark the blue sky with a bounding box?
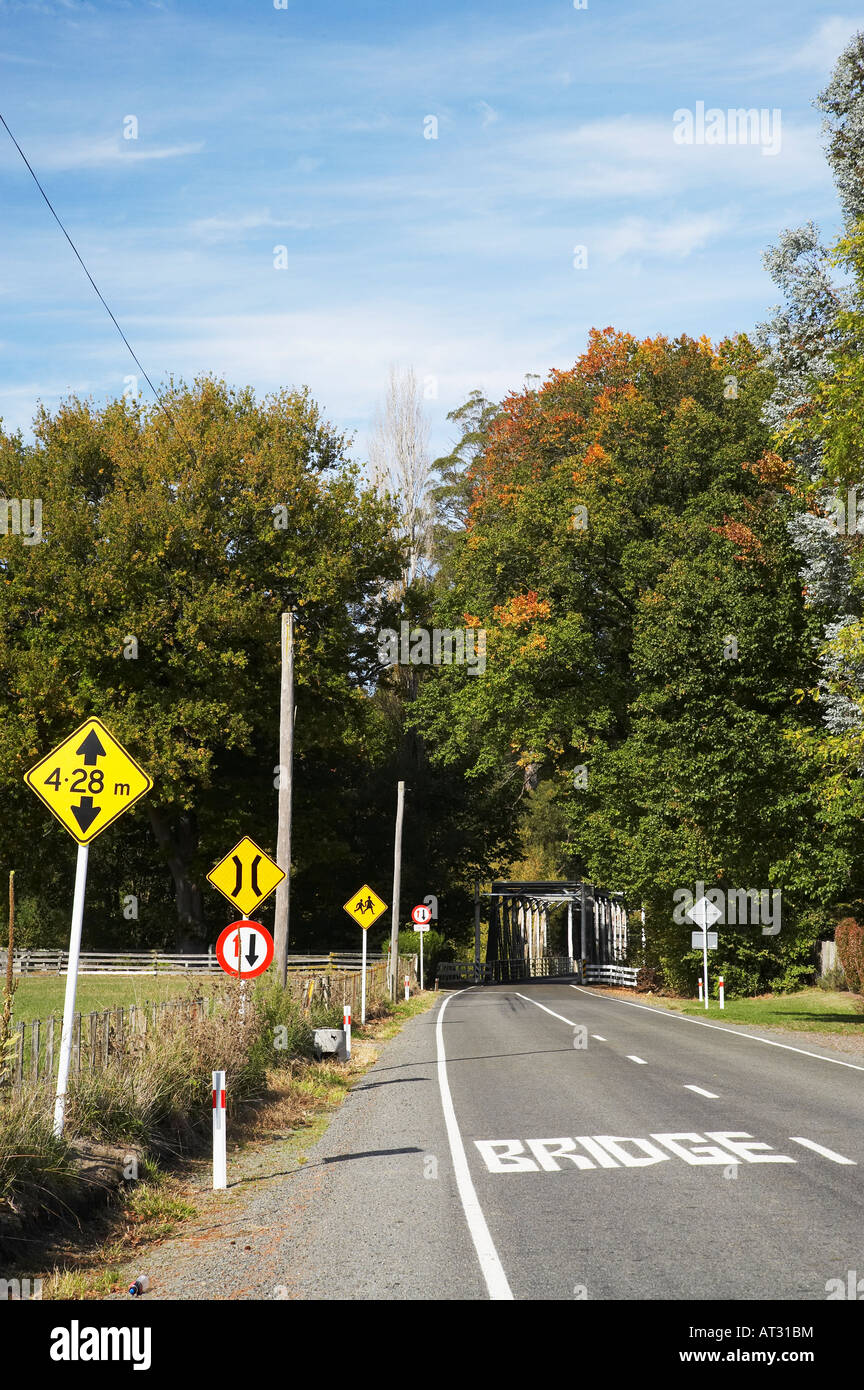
[0,0,862,462]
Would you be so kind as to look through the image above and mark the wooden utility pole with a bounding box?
[388,781,405,999]
[2,871,15,1035]
[274,611,294,986]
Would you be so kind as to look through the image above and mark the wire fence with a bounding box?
[3,956,413,1093]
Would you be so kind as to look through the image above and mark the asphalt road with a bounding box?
[220,983,864,1300]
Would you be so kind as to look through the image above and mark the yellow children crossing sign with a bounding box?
[343,883,388,930]
[24,717,153,845]
[207,836,285,917]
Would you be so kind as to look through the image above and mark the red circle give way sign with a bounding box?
[411,904,432,926]
[215,921,274,979]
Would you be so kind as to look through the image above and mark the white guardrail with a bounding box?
[582,964,639,987]
[11,949,387,976]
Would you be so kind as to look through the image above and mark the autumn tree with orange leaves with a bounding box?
[413,329,846,994]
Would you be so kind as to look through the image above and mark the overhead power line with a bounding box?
[0,110,194,457]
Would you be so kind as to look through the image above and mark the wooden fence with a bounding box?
[3,956,412,1093]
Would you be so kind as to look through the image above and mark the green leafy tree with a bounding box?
[0,379,401,945]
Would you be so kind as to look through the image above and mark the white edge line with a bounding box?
[569,985,864,1073]
[591,1035,606,1041]
[684,1085,719,1098]
[627,1055,647,1064]
[514,991,575,1026]
[788,1137,857,1165]
[436,992,514,1300]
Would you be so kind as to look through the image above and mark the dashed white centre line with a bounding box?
[788,1137,857,1165]
[513,991,575,1026]
[627,1055,647,1065]
[591,1034,607,1042]
[684,1085,719,1098]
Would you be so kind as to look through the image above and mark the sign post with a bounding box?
[342,884,388,1024]
[686,896,722,1011]
[53,844,88,1137]
[24,718,153,1136]
[212,1070,227,1190]
[411,904,432,990]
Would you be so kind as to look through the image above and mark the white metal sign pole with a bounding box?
[360,926,367,1024]
[419,929,424,991]
[53,842,89,1137]
[702,924,709,1011]
[239,915,248,1022]
[212,1070,227,1190]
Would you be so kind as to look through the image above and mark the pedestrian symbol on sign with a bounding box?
[343,884,388,930]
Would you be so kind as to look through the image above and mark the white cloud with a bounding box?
[778,17,864,74]
[601,212,732,262]
[0,136,203,172]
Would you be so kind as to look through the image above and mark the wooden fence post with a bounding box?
[30,1019,40,1083]
[73,1012,82,1076]
[89,1012,98,1072]
[45,1015,54,1082]
[13,1021,24,1090]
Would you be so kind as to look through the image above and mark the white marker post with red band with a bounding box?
[719,976,725,1010]
[404,974,410,1001]
[212,1070,227,1190]
[698,978,703,1004]
[343,1004,351,1060]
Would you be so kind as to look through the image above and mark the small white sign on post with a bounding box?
[212,1070,227,1191]
[690,931,718,950]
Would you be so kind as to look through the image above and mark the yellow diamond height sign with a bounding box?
[343,883,388,930]
[207,836,285,917]
[24,717,153,845]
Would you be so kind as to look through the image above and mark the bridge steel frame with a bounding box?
[484,880,629,983]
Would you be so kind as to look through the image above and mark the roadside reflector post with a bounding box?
[719,976,725,1010]
[404,973,410,1001]
[53,843,89,1137]
[343,1003,351,1059]
[212,1069,227,1190]
[698,977,703,1004]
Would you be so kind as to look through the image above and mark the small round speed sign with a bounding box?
[411,904,432,926]
[215,921,274,979]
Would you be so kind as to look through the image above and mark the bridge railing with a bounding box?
[437,956,579,985]
[436,959,640,988]
[583,963,639,987]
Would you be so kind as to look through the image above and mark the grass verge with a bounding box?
[18,988,438,1298]
[592,985,864,1035]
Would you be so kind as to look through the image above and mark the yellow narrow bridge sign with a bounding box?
[343,883,388,930]
[24,717,153,845]
[207,836,285,917]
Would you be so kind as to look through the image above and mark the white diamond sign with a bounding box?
[686,896,722,931]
